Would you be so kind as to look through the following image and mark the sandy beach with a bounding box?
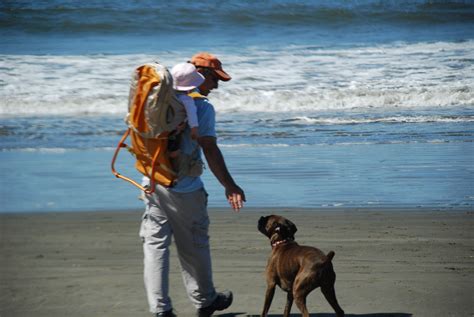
[1,208,472,317]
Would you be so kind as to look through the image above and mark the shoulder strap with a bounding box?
[188,91,206,99]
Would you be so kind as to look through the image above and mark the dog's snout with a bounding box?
[258,216,268,233]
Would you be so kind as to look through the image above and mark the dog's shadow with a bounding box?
[218,313,413,317]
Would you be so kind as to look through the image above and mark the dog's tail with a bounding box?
[325,251,335,263]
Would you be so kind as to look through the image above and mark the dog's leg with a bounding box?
[261,282,276,317]
[321,286,345,317]
[294,294,309,317]
[293,274,314,317]
[283,291,293,317]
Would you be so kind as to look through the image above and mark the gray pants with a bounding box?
[139,185,217,313]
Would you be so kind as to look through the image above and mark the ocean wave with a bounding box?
[282,115,474,125]
[1,40,473,116]
[2,87,472,116]
[1,84,472,116]
[210,139,469,148]
[0,146,117,153]
[220,143,291,148]
[212,86,474,113]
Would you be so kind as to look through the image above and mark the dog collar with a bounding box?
[272,239,291,248]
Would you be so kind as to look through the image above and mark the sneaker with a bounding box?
[156,310,176,317]
[197,290,233,317]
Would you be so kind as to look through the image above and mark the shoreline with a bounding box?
[1,209,473,316]
[1,205,473,214]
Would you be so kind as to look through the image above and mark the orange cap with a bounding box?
[190,52,231,81]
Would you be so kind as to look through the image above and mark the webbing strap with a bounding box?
[188,91,206,99]
[111,128,154,193]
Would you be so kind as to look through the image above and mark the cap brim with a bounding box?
[215,69,231,81]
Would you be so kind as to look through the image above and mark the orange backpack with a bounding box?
[111,62,186,194]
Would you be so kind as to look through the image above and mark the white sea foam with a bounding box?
[11,147,70,153]
[286,115,474,125]
[220,143,291,148]
[1,41,473,116]
[0,147,117,153]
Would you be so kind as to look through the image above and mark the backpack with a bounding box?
[111,62,187,193]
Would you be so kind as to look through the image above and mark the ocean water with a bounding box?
[1,0,473,212]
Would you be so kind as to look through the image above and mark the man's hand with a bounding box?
[226,185,246,212]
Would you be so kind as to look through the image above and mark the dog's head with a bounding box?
[258,215,297,245]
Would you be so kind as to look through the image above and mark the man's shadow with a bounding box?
[218,313,413,317]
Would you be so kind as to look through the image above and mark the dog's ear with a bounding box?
[284,219,297,239]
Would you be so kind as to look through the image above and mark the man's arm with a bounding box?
[198,136,245,211]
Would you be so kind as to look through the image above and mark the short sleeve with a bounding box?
[195,98,216,138]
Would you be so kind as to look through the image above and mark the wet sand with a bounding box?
[1,208,472,317]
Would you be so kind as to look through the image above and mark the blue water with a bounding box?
[1,0,474,212]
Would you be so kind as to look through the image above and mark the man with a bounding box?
[139,52,245,317]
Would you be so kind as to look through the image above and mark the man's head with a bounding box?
[190,52,231,96]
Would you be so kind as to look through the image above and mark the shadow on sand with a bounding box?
[219,313,412,317]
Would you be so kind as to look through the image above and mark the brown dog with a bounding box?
[258,215,345,317]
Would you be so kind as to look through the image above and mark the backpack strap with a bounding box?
[188,91,206,99]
